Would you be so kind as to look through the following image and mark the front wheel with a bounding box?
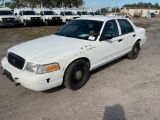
[127,41,140,59]
[64,59,90,90]
[45,20,49,26]
[23,22,27,27]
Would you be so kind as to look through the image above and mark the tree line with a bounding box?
[0,0,85,9]
[97,7,120,14]
[123,2,160,9]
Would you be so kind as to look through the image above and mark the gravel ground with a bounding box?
[0,18,160,120]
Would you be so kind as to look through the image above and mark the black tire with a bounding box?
[127,41,140,59]
[45,20,49,26]
[23,22,27,27]
[64,59,90,90]
[66,19,69,24]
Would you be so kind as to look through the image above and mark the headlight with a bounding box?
[25,62,60,74]
[25,62,39,73]
[48,17,52,20]
[0,18,2,21]
[26,17,31,20]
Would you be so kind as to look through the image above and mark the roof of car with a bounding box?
[77,16,126,22]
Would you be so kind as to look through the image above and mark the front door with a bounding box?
[98,20,126,65]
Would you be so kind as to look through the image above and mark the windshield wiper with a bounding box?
[64,34,77,38]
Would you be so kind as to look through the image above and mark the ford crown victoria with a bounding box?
[1,16,147,91]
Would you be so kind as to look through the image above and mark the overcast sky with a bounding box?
[84,0,160,9]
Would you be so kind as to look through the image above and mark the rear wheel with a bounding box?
[127,41,140,59]
[64,59,90,90]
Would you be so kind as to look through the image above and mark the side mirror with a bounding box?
[15,13,17,16]
[100,34,113,41]
[38,13,40,15]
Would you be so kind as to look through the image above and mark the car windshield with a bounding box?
[44,11,56,15]
[81,12,90,15]
[95,12,102,15]
[55,20,103,41]
[65,11,75,15]
[23,11,36,15]
[0,11,12,15]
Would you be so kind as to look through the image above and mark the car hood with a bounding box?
[8,35,93,63]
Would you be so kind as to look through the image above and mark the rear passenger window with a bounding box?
[118,19,134,35]
[40,11,43,16]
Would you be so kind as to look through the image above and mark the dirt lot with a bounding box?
[0,18,160,120]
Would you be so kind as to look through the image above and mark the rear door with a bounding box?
[117,19,136,52]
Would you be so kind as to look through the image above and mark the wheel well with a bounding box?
[137,39,141,42]
[136,39,141,49]
[62,58,91,83]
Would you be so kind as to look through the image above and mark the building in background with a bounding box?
[121,7,160,18]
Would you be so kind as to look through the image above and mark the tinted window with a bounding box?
[94,12,102,15]
[102,20,119,37]
[44,11,55,15]
[19,11,22,16]
[40,11,43,16]
[64,11,75,15]
[81,12,90,15]
[55,20,103,41]
[23,11,36,15]
[0,11,12,15]
[60,12,64,15]
[118,19,134,35]
[77,11,81,15]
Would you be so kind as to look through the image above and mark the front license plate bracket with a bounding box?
[4,69,14,82]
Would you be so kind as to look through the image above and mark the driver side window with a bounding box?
[60,12,64,16]
[40,11,43,16]
[102,20,119,38]
[19,11,22,16]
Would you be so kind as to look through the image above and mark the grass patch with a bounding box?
[0,25,62,43]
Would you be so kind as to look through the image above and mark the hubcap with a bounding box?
[75,71,83,80]
[133,45,139,58]
[73,66,85,84]
[134,47,138,54]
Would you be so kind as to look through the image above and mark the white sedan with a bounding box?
[1,16,147,91]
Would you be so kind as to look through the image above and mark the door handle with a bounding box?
[133,34,136,37]
[118,39,123,42]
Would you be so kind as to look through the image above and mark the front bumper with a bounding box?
[47,19,62,24]
[0,20,19,27]
[1,57,64,91]
[24,20,43,25]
